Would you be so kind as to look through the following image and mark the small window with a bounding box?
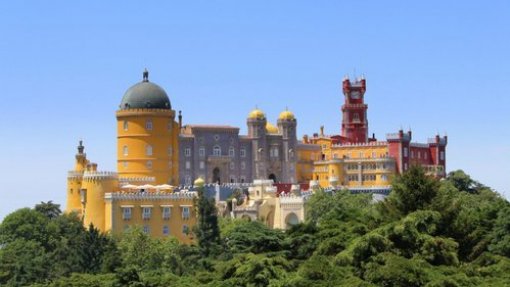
[182,207,190,219]
[122,207,132,220]
[167,121,173,130]
[146,145,153,156]
[163,225,169,236]
[142,207,152,220]
[145,119,153,131]
[381,175,388,181]
[168,146,173,156]
[185,161,190,170]
[122,161,128,168]
[199,161,205,170]
[372,152,376,158]
[146,161,153,169]
[213,146,221,156]
[214,135,220,141]
[403,147,408,158]
[230,162,235,170]
[185,176,192,186]
[404,163,408,171]
[185,148,191,157]
[143,225,150,234]
[123,120,128,131]
[440,151,445,161]
[229,147,235,157]
[240,176,246,183]
[359,152,364,158]
[333,153,338,159]
[162,207,171,219]
[240,148,246,157]
[182,224,189,235]
[241,161,246,170]
[123,145,128,156]
[199,147,205,157]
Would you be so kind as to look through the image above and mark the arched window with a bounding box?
[229,147,235,157]
[146,160,153,169]
[123,120,128,131]
[123,145,128,156]
[213,146,221,156]
[146,145,153,156]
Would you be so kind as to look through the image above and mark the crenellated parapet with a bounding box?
[67,171,84,180]
[106,191,197,201]
[83,171,118,181]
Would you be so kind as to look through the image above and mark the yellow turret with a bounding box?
[116,70,179,185]
[248,108,266,120]
[66,140,89,216]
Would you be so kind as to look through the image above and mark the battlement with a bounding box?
[67,171,83,179]
[106,191,197,201]
[331,141,388,148]
[119,176,156,183]
[83,171,118,181]
[279,195,306,204]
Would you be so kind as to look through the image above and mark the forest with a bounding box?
[1,167,510,286]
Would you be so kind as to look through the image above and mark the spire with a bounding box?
[77,140,84,155]
[142,68,149,82]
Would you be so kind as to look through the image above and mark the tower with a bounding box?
[277,109,297,183]
[116,70,179,185]
[341,76,368,143]
[247,108,268,180]
[66,140,88,216]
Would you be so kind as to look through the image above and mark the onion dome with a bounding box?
[266,122,279,134]
[194,177,205,187]
[248,108,266,120]
[278,109,295,120]
[120,69,171,110]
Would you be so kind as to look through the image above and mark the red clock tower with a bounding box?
[341,76,368,143]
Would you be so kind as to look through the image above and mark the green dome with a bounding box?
[120,70,171,110]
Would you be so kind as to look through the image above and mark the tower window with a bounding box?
[403,147,408,158]
[241,161,246,170]
[182,207,190,219]
[229,147,235,157]
[146,161,152,169]
[199,147,205,157]
[142,207,152,220]
[145,119,153,131]
[230,162,235,170]
[353,113,360,122]
[122,161,128,168]
[213,146,221,156]
[123,120,128,131]
[184,148,191,157]
[122,207,132,220]
[163,225,169,236]
[199,161,205,170]
[240,148,246,157]
[440,151,445,161]
[146,145,153,156]
[143,225,150,234]
[123,145,128,156]
[185,161,191,170]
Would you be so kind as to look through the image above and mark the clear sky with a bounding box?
[0,1,509,221]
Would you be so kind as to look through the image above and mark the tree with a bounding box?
[194,180,221,257]
[35,201,62,219]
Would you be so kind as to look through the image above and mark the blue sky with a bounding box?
[0,1,509,220]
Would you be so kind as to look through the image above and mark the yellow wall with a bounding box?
[109,196,196,244]
[116,109,179,185]
[82,173,118,231]
[296,146,321,184]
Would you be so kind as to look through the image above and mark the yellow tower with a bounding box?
[116,70,179,185]
[66,140,89,216]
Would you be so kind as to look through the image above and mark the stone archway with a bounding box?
[285,212,299,228]
[213,167,221,184]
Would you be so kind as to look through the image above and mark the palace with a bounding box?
[66,70,447,239]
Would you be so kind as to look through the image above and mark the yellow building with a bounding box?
[66,70,196,243]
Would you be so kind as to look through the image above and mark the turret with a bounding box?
[81,170,118,231]
[247,108,268,179]
[66,140,89,216]
[341,76,369,143]
[277,108,298,183]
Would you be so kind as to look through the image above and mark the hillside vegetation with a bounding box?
[1,167,510,286]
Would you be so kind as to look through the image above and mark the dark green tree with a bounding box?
[35,201,62,219]
[194,180,221,257]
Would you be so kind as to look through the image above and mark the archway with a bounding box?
[285,212,299,228]
[213,167,221,184]
[268,173,277,183]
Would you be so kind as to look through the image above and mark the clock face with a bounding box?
[351,91,361,99]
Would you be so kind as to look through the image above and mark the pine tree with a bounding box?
[194,178,221,257]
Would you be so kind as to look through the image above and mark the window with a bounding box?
[440,151,445,161]
[404,163,408,170]
[123,145,128,156]
[333,153,338,159]
[163,225,169,236]
[381,175,388,181]
[167,121,173,130]
[146,161,152,169]
[184,148,191,157]
[353,113,360,122]
[199,147,205,157]
[270,147,279,158]
[122,207,132,220]
[122,161,128,168]
[143,225,150,234]
[214,135,220,141]
[240,176,246,183]
[182,224,189,235]
[185,176,192,185]
[182,207,190,219]
[199,161,205,170]
[241,161,246,170]
[168,161,173,168]
[372,152,376,158]
[162,207,171,219]
[229,147,235,157]
[411,150,414,158]
[185,161,190,170]
[240,148,246,157]
[123,120,128,131]
[403,147,408,157]
[146,145,153,156]
[142,207,152,220]
[230,162,235,170]
[168,146,173,156]
[145,119,153,131]
[213,146,221,156]
[359,152,364,158]
[230,176,235,183]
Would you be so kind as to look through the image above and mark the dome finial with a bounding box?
[143,68,149,82]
